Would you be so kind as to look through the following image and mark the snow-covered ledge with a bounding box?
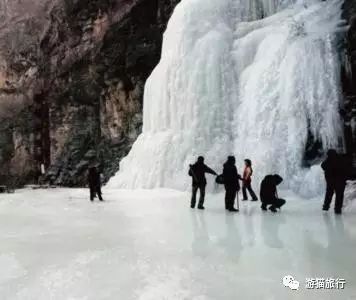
[345,181,356,205]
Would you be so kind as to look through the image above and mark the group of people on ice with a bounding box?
[188,156,286,212]
[188,149,350,214]
[86,149,350,215]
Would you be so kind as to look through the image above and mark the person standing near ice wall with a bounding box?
[88,166,103,202]
[242,159,258,201]
[223,156,241,212]
[321,149,348,214]
[189,156,217,210]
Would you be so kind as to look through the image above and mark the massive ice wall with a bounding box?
[107,0,346,195]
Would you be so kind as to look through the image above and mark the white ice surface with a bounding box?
[1,188,356,300]
[108,0,346,195]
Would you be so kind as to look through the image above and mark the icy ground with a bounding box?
[0,188,356,300]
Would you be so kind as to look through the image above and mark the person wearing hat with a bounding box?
[260,174,285,212]
[189,156,217,209]
[222,156,241,212]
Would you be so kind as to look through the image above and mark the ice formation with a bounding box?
[107,0,346,195]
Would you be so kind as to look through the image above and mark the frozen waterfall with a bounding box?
[107,0,346,195]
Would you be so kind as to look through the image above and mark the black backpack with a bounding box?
[215,174,225,184]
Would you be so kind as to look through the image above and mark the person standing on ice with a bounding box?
[260,174,285,212]
[88,166,104,202]
[321,149,348,214]
[222,156,241,212]
[189,156,217,209]
[242,159,258,201]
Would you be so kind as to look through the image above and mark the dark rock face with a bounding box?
[0,0,180,187]
[342,0,356,174]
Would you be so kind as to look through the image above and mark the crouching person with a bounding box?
[260,174,285,213]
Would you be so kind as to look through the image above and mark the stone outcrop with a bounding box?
[0,0,180,186]
[342,0,356,175]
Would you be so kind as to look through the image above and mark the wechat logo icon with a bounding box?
[283,275,300,290]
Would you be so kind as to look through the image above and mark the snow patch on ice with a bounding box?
[345,181,356,208]
[0,254,26,284]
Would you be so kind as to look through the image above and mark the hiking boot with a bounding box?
[198,206,205,210]
[229,208,239,212]
[269,206,277,213]
[261,205,267,211]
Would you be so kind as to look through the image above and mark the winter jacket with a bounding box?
[321,154,349,183]
[88,168,101,188]
[223,162,241,189]
[189,162,216,186]
[260,174,283,204]
[243,166,253,184]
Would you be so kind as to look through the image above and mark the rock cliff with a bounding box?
[342,0,356,173]
[0,0,180,186]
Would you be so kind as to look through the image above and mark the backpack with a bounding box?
[215,174,225,184]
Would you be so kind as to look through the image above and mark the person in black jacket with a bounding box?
[223,156,241,212]
[260,174,285,212]
[88,166,103,202]
[189,156,217,209]
[321,149,349,214]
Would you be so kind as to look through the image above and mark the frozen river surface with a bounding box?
[0,188,356,300]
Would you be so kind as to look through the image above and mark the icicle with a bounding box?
[107,0,345,196]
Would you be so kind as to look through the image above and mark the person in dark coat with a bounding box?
[88,166,103,202]
[242,159,258,201]
[223,156,241,212]
[189,156,217,209]
[260,174,285,212]
[321,149,349,214]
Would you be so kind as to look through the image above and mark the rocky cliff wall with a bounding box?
[342,0,356,173]
[0,0,180,186]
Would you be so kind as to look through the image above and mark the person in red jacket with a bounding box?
[242,159,258,201]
